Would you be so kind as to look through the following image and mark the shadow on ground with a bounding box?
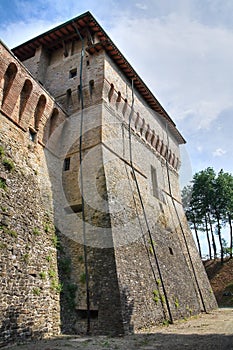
[3,332,233,350]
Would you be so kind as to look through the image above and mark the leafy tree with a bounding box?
[182,167,233,263]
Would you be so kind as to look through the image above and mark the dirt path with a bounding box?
[3,308,233,350]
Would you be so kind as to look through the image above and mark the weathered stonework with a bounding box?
[0,11,217,346]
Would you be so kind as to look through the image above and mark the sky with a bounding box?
[1,0,233,255]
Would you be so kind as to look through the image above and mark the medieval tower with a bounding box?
[0,11,217,346]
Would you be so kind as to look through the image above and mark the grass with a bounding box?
[48,269,56,278]
[32,287,41,296]
[33,228,41,235]
[39,271,47,280]
[51,279,63,293]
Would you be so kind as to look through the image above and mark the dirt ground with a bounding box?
[3,308,233,350]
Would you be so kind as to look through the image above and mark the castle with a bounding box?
[0,11,217,346]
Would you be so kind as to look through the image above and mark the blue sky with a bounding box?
[1,0,233,254]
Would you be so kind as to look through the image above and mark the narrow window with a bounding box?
[63,157,70,171]
[66,89,72,110]
[169,247,174,255]
[89,80,94,97]
[151,166,159,198]
[69,68,77,79]
[86,60,90,66]
[108,83,114,102]
[116,91,121,102]
[29,129,37,142]
[140,118,145,136]
[122,99,128,116]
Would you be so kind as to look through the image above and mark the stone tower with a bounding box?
[0,11,217,343]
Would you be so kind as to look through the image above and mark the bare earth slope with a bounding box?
[3,308,233,350]
[204,259,233,307]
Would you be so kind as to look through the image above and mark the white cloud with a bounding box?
[135,3,148,10]
[108,13,233,131]
[212,148,226,157]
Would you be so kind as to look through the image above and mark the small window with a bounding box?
[169,247,174,255]
[151,166,159,198]
[63,157,70,171]
[69,68,77,79]
[29,129,37,142]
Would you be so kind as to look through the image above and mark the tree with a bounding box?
[182,167,233,262]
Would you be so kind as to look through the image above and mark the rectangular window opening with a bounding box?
[63,157,70,171]
[69,68,77,79]
[151,166,159,198]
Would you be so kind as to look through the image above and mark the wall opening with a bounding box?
[66,89,72,110]
[2,62,18,106]
[63,157,70,171]
[108,83,114,102]
[29,129,37,142]
[151,166,159,198]
[169,247,174,255]
[49,108,59,137]
[89,80,94,97]
[69,68,77,79]
[34,95,46,130]
[19,79,33,122]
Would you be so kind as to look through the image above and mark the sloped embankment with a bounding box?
[204,259,233,307]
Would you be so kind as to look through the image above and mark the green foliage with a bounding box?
[0,145,5,157]
[44,223,50,233]
[78,255,84,263]
[182,167,233,261]
[0,179,7,190]
[46,255,52,262]
[7,229,17,238]
[33,228,41,235]
[162,319,171,326]
[0,242,7,249]
[51,279,63,293]
[48,269,56,278]
[22,253,30,263]
[60,257,72,274]
[52,234,60,248]
[174,298,179,309]
[156,279,161,286]
[32,287,41,296]
[80,272,86,284]
[186,305,193,315]
[39,271,46,280]
[2,158,15,171]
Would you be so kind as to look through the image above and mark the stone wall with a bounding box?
[0,41,66,347]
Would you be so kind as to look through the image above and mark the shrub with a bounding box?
[2,158,15,171]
